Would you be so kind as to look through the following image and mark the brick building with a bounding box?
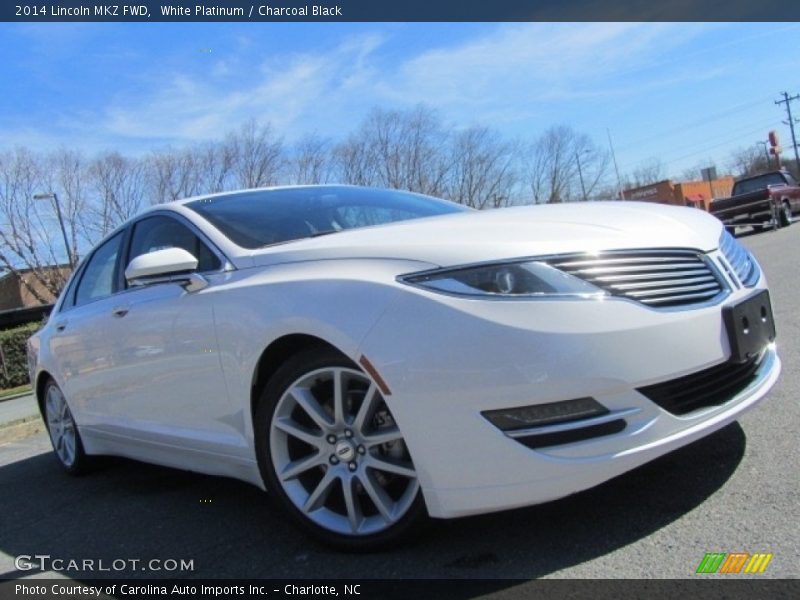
[623,177,735,211]
[0,266,71,311]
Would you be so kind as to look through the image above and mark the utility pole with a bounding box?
[606,128,624,200]
[575,151,588,201]
[775,92,800,172]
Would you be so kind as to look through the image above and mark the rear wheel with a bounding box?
[779,201,792,227]
[43,380,89,474]
[255,348,425,550]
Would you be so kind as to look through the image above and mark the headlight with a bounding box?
[719,230,760,286]
[400,260,606,298]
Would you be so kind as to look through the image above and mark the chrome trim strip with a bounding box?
[640,290,722,304]
[625,281,721,298]
[715,255,741,290]
[565,263,711,275]
[594,268,712,282]
[609,275,716,291]
[552,256,699,267]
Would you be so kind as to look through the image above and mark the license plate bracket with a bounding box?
[723,289,776,363]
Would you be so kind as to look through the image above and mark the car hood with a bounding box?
[243,201,723,269]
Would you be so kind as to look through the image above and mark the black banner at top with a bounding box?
[2,0,800,22]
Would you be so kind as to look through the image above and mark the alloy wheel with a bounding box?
[45,383,78,468]
[269,367,419,536]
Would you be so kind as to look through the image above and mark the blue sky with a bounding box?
[1,22,798,180]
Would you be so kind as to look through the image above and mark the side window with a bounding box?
[58,264,84,311]
[74,232,124,307]
[128,215,221,274]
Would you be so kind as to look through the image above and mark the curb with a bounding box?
[0,389,33,403]
[0,416,43,445]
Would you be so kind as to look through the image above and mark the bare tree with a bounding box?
[147,139,240,205]
[0,149,73,300]
[197,140,237,193]
[447,126,518,208]
[370,106,451,195]
[680,160,717,182]
[147,149,196,204]
[528,125,608,203]
[332,134,378,186]
[627,157,666,188]
[229,119,285,189]
[728,145,772,178]
[0,110,637,308]
[84,152,147,243]
[46,149,87,265]
[334,106,452,195]
[289,134,333,184]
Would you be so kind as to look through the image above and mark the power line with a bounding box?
[619,115,780,172]
[605,24,800,88]
[615,94,773,154]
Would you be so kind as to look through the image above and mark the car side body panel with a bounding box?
[32,257,436,489]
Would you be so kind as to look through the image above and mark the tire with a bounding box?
[779,201,792,228]
[42,379,89,475]
[254,347,426,550]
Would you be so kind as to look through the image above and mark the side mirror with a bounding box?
[125,248,208,292]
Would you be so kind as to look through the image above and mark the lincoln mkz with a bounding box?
[28,186,780,548]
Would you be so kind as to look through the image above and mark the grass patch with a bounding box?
[0,384,32,400]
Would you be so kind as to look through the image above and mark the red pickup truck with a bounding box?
[710,170,800,232]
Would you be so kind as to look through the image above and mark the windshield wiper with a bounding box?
[308,229,340,238]
[257,229,341,248]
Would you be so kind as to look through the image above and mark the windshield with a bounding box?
[186,186,470,248]
[734,173,787,195]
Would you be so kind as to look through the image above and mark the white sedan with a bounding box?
[28,185,780,549]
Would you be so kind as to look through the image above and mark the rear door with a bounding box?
[50,230,127,426]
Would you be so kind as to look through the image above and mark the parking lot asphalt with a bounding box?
[0,225,798,583]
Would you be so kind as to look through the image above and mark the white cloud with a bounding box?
[372,23,716,121]
[39,24,721,150]
[101,32,386,144]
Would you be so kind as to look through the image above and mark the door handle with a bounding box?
[112,306,129,318]
[55,321,67,332]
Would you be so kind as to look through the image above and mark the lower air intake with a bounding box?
[637,354,762,415]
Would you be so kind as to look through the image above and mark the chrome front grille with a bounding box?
[548,250,724,308]
[719,230,759,286]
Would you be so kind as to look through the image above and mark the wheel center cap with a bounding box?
[334,440,356,462]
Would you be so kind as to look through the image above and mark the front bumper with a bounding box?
[358,277,781,519]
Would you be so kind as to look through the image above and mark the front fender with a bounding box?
[207,259,434,447]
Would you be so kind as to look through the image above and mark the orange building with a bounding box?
[623,177,734,211]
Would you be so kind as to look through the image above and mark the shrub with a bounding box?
[0,321,41,389]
